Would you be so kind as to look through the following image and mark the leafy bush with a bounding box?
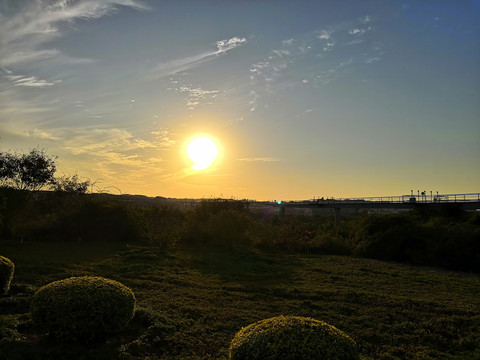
[354,218,428,263]
[123,307,179,358]
[185,200,252,247]
[312,232,352,255]
[229,315,359,360]
[430,222,480,272]
[56,199,141,242]
[206,210,252,248]
[192,199,249,222]
[31,276,135,342]
[140,205,186,247]
[253,216,323,251]
[2,191,142,242]
[0,188,30,240]
[0,256,14,296]
[348,212,480,272]
[51,174,90,194]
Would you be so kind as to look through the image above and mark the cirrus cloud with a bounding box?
[152,36,247,78]
[0,0,149,67]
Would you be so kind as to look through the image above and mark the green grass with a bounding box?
[1,240,479,359]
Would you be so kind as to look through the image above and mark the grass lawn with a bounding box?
[1,240,479,359]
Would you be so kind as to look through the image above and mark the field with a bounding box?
[1,240,479,360]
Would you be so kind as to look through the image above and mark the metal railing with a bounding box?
[306,193,480,205]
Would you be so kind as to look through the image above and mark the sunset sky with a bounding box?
[1,0,479,200]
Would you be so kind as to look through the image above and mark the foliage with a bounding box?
[205,209,252,248]
[8,197,142,242]
[252,215,324,251]
[0,188,31,239]
[139,205,185,247]
[1,242,479,359]
[0,313,32,346]
[30,276,135,342]
[353,213,428,262]
[311,228,352,255]
[0,149,57,191]
[184,199,253,248]
[51,174,90,195]
[0,256,14,296]
[121,307,182,358]
[192,199,249,222]
[0,187,479,273]
[0,283,36,314]
[248,211,480,273]
[349,212,480,272]
[56,199,141,242]
[229,315,359,360]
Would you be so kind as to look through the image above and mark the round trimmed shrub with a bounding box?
[31,276,135,342]
[229,316,359,360]
[0,256,14,296]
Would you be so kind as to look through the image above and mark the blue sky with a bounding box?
[0,0,479,200]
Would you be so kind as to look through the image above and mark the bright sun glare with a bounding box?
[186,137,219,171]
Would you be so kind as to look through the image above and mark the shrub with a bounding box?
[184,206,253,247]
[206,209,252,248]
[253,218,321,251]
[140,205,186,247]
[312,232,352,255]
[31,276,135,342]
[192,199,249,222]
[352,213,428,263]
[0,256,14,296]
[57,199,141,242]
[229,315,359,360]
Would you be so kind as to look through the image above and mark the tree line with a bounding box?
[0,148,89,194]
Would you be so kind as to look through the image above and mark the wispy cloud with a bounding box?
[153,36,246,77]
[248,90,259,112]
[64,128,156,156]
[245,15,383,114]
[59,127,166,184]
[6,73,60,88]
[6,127,60,141]
[151,130,176,148]
[0,0,148,67]
[296,109,313,118]
[349,27,371,36]
[179,85,220,110]
[168,78,221,109]
[317,30,332,40]
[365,56,381,63]
[249,14,382,95]
[216,37,247,53]
[60,127,182,187]
[0,50,61,67]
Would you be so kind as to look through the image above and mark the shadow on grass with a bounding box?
[181,243,300,289]
[0,306,169,360]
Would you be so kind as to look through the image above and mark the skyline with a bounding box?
[0,0,479,200]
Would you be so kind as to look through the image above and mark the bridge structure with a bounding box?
[269,193,480,225]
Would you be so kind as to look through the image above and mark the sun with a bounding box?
[186,136,219,170]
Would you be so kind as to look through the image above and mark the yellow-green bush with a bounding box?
[0,256,14,296]
[229,315,359,360]
[31,276,135,342]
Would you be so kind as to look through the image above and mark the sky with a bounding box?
[0,0,479,200]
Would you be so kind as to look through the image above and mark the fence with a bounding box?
[307,193,480,205]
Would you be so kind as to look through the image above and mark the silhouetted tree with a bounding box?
[51,174,90,195]
[0,149,57,191]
